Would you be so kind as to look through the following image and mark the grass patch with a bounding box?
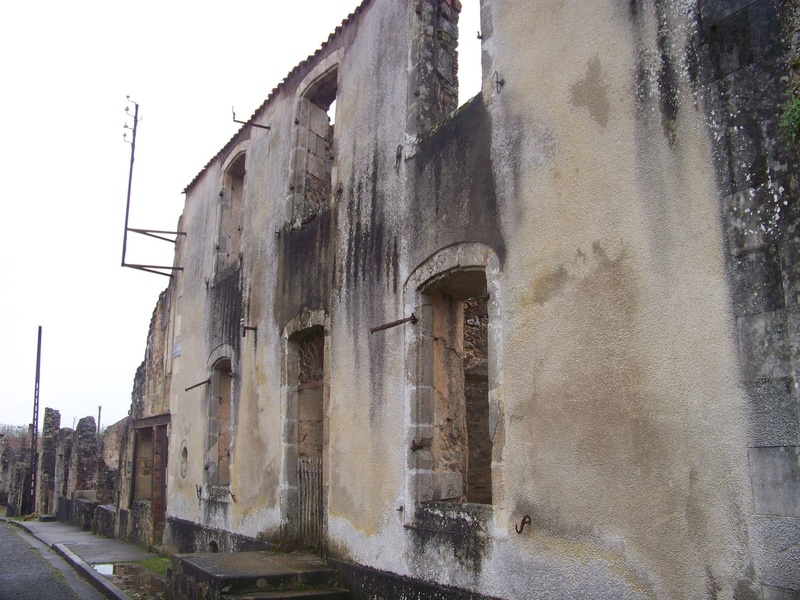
[135,556,170,577]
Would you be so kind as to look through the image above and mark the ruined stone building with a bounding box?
[120,0,799,598]
[2,407,123,531]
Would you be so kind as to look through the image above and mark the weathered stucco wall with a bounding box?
[125,0,798,598]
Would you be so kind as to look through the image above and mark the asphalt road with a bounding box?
[0,521,104,599]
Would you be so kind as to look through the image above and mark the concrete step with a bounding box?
[172,551,349,599]
[38,514,56,522]
[222,588,350,599]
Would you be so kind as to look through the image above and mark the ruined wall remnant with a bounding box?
[1,437,28,515]
[36,408,60,515]
[98,417,126,505]
[67,416,98,493]
[409,0,462,135]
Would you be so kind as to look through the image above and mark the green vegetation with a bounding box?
[0,424,28,438]
[782,53,800,145]
[135,555,170,577]
[780,83,800,144]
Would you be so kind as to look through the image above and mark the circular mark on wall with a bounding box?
[179,440,188,478]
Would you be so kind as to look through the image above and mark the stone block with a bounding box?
[436,48,454,84]
[750,515,800,590]
[699,0,782,81]
[406,333,434,387]
[432,471,462,501]
[703,52,788,195]
[414,449,434,471]
[414,385,435,424]
[306,155,329,182]
[699,0,752,26]
[308,106,331,139]
[413,471,434,502]
[781,241,800,308]
[749,446,800,517]
[729,245,784,316]
[724,186,779,255]
[763,586,800,600]
[736,310,791,381]
[744,378,800,447]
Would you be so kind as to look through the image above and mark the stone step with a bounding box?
[222,588,350,599]
[171,551,349,599]
[38,514,56,522]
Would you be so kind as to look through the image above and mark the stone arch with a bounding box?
[404,243,505,520]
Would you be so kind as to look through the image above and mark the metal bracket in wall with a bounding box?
[515,515,531,534]
[121,96,187,279]
[185,379,211,392]
[493,71,505,94]
[370,313,418,334]
[232,107,271,130]
[240,318,257,339]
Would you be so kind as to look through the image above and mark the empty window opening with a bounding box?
[429,270,492,504]
[208,359,232,486]
[297,328,324,460]
[133,428,154,501]
[458,1,482,107]
[305,74,337,210]
[217,153,245,273]
[290,68,338,227]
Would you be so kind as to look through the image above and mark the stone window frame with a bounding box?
[204,344,236,496]
[279,309,331,544]
[403,243,505,525]
[286,49,342,229]
[214,141,248,280]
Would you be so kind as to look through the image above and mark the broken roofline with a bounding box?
[182,0,374,195]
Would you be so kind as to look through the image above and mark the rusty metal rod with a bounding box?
[369,313,418,334]
[185,379,211,392]
[128,228,187,236]
[233,107,271,130]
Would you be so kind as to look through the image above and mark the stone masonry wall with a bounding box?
[698,0,800,594]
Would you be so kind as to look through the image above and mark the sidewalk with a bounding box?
[0,516,155,600]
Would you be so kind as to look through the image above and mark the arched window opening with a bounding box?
[289,66,339,228]
[217,153,245,273]
[426,270,491,504]
[208,358,232,487]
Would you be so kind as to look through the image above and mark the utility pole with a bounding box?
[97,406,102,436]
[28,326,42,514]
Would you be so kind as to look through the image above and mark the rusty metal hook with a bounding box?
[515,514,531,534]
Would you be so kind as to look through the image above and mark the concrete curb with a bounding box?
[1,517,131,600]
[52,543,131,600]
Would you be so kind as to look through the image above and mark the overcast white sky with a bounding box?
[0,1,480,430]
